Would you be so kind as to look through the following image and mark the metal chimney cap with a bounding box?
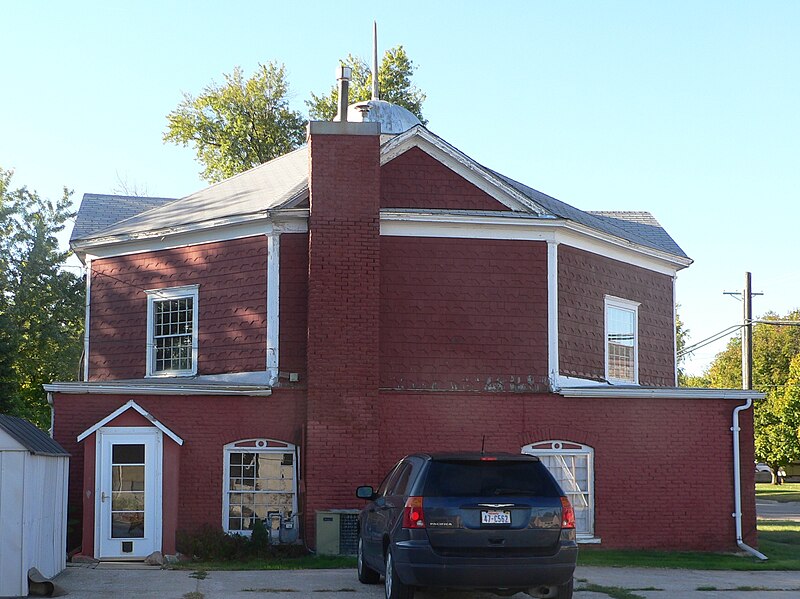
[337,65,352,81]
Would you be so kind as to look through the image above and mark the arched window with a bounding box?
[522,440,595,539]
[223,439,298,536]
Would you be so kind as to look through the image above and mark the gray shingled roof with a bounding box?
[88,146,308,240]
[0,415,69,456]
[70,130,687,261]
[71,194,177,242]
[493,173,688,259]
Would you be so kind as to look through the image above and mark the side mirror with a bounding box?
[356,485,376,500]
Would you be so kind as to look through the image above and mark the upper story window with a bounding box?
[146,285,198,377]
[605,295,639,384]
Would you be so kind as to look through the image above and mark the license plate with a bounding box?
[481,510,511,525]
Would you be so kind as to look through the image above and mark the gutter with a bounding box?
[732,399,767,560]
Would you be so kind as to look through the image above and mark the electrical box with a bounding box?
[315,510,360,555]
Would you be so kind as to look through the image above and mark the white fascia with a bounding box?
[44,381,273,397]
[558,387,765,400]
[380,211,689,276]
[266,234,280,384]
[71,210,309,261]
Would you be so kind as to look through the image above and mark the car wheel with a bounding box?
[554,578,574,599]
[357,537,380,584]
[385,550,413,599]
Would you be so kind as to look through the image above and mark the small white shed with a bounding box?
[0,415,69,598]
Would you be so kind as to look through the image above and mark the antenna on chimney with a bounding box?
[371,21,379,101]
[335,65,352,122]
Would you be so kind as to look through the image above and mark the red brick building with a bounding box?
[48,93,761,560]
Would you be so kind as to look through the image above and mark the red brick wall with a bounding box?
[53,389,307,553]
[54,390,756,553]
[381,146,510,211]
[371,392,756,551]
[380,237,549,391]
[89,237,268,380]
[278,233,308,379]
[558,245,676,385]
[305,127,382,543]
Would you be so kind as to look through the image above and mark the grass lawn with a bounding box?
[578,520,800,570]
[756,482,800,503]
[172,520,800,572]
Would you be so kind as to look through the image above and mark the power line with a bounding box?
[678,323,743,358]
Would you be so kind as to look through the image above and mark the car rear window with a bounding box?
[423,460,562,498]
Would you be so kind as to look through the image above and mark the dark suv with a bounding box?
[355,453,577,599]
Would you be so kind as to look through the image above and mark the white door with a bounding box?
[97,427,162,559]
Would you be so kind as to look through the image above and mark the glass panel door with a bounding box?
[111,444,146,538]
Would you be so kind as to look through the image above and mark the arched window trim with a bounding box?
[522,440,597,541]
[222,438,299,536]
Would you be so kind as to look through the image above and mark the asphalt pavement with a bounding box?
[51,563,800,599]
[756,499,800,521]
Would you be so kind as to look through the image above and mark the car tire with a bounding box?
[385,549,413,599]
[357,537,380,584]
[554,578,574,599]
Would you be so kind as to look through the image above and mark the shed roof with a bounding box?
[0,415,69,456]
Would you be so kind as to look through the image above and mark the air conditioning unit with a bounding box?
[315,509,360,555]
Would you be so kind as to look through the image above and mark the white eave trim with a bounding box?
[380,210,691,274]
[44,382,273,397]
[558,387,765,400]
[76,399,184,444]
[71,209,309,260]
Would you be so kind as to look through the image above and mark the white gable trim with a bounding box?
[381,127,552,216]
[77,399,184,445]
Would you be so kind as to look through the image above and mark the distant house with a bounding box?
[48,75,761,560]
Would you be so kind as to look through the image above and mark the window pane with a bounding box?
[112,444,144,464]
[608,305,635,381]
[151,294,194,373]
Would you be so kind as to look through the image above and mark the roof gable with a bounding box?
[381,146,511,212]
[77,400,184,445]
[0,415,69,456]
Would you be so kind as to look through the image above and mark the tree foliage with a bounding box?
[165,47,427,183]
[164,62,307,184]
[703,310,800,474]
[307,46,427,123]
[0,168,84,428]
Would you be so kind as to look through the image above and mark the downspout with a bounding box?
[731,398,767,560]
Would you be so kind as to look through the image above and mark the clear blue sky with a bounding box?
[3,1,799,375]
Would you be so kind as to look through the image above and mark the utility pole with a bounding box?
[742,272,753,391]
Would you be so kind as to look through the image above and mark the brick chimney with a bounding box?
[304,69,382,545]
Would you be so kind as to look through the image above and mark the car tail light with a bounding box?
[560,496,575,529]
[402,496,425,529]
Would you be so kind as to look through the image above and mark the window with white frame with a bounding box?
[605,295,640,384]
[146,285,198,376]
[223,439,298,535]
[523,441,595,538]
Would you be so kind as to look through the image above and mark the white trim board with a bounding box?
[380,213,688,276]
[77,400,184,445]
[73,212,308,262]
[45,382,273,397]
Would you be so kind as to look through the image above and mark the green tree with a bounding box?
[703,310,800,479]
[307,45,427,123]
[164,62,306,184]
[0,168,84,428]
